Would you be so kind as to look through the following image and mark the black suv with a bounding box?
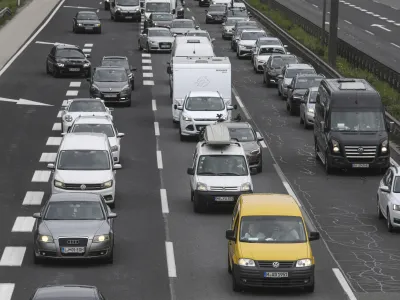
[263,54,298,87]
[205,5,226,24]
[46,44,91,78]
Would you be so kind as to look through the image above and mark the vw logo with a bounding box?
[109,88,112,91]
[80,184,86,190]
[357,147,364,153]
[67,240,79,245]
[272,262,280,268]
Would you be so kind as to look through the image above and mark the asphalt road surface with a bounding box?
[1,0,400,299]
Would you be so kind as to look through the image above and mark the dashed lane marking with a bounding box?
[143,80,154,85]
[142,53,151,57]
[391,42,400,49]
[12,217,35,232]
[143,65,152,70]
[154,122,160,136]
[31,171,51,182]
[66,90,78,96]
[69,82,81,87]
[186,7,190,11]
[157,151,163,169]
[332,269,357,300]
[312,4,318,8]
[260,140,267,148]
[165,242,177,277]
[83,48,92,53]
[0,284,15,300]
[46,137,62,146]
[84,43,93,47]
[142,59,152,64]
[22,191,44,205]
[52,123,61,131]
[365,30,374,35]
[272,164,301,207]
[344,20,352,24]
[143,73,153,77]
[39,153,57,162]
[57,111,62,118]
[160,189,169,214]
[152,99,157,111]
[0,247,26,266]
[191,16,195,21]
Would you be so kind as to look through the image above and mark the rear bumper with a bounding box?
[194,190,253,206]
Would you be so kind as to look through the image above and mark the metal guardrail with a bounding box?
[0,7,12,20]
[242,0,400,141]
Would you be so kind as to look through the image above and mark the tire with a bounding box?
[304,283,315,293]
[33,250,43,265]
[190,191,194,202]
[289,104,296,116]
[324,153,332,174]
[232,268,242,292]
[228,256,232,274]
[387,208,393,232]
[193,195,206,213]
[104,249,114,264]
[109,201,115,209]
[377,197,383,219]
[126,100,132,107]
[278,87,282,96]
[314,140,321,161]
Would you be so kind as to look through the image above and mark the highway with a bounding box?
[1,0,400,299]
[276,0,400,73]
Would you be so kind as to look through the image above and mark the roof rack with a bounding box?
[200,124,241,147]
[338,79,366,90]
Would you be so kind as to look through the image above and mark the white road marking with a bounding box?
[31,171,51,182]
[57,111,62,118]
[22,191,44,205]
[69,81,81,87]
[152,100,157,111]
[143,65,152,70]
[391,157,399,167]
[12,217,35,232]
[372,14,380,17]
[332,269,357,300]
[39,153,57,162]
[387,20,395,23]
[379,17,388,20]
[260,140,267,148]
[396,23,400,26]
[312,4,318,8]
[391,42,400,49]
[154,122,160,136]
[62,100,69,107]
[191,16,195,21]
[0,247,26,266]
[165,242,177,277]
[66,90,78,96]
[142,53,151,57]
[96,9,99,12]
[143,80,154,85]
[52,123,61,131]
[142,59,152,63]
[0,284,15,300]
[344,20,352,25]
[232,88,250,119]
[46,137,62,146]
[143,73,153,77]
[63,5,97,9]
[371,24,391,32]
[83,48,92,53]
[157,151,163,169]
[160,189,169,214]
[365,30,374,35]
[367,12,374,15]
[272,164,301,207]
[84,43,93,47]
[35,41,58,45]
[186,7,190,11]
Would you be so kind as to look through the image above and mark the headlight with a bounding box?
[307,108,314,113]
[154,22,158,26]
[393,204,400,211]
[206,13,212,17]
[381,139,388,153]
[57,63,64,67]
[54,180,65,188]
[238,258,255,267]
[296,259,312,267]
[121,84,130,91]
[250,148,260,155]
[197,182,207,191]
[93,234,110,243]
[77,23,83,26]
[83,62,90,67]
[102,180,113,188]
[331,139,340,153]
[116,7,121,11]
[95,23,101,27]
[38,235,54,243]
[241,182,251,191]
[182,114,191,121]
[150,40,157,44]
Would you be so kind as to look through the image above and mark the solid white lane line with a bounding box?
[39,153,57,162]
[391,42,400,49]
[160,189,169,214]
[83,48,92,53]
[391,158,399,167]
[66,90,78,96]
[312,4,318,8]
[12,217,35,232]
[332,269,357,300]
[260,140,267,148]
[232,88,251,119]
[142,59,152,63]
[84,43,93,47]
[154,122,160,136]
[46,137,62,146]
[52,123,61,131]
[165,242,177,277]
[365,30,374,35]
[31,171,51,182]
[380,17,388,20]
[143,73,153,77]
[0,247,26,266]
[152,99,157,111]
[0,284,15,300]
[69,82,81,87]
[22,191,44,205]
[143,65,152,70]
[143,80,154,85]
[57,111,62,118]
[344,20,352,25]
[157,151,163,169]
[142,53,151,57]
[273,164,301,207]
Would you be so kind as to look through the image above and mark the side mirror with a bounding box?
[250,167,258,175]
[380,186,390,193]
[174,105,183,110]
[167,66,172,74]
[227,105,234,110]
[225,229,236,241]
[33,212,41,219]
[389,121,394,133]
[187,167,194,175]
[256,132,263,141]
[85,54,91,58]
[172,9,176,14]
[173,33,177,37]
[211,38,215,42]
[117,133,125,138]
[113,164,122,170]
[320,121,325,132]
[308,231,320,241]
[108,212,117,218]
[47,163,55,169]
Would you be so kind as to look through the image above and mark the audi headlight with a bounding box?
[83,62,90,67]
[150,40,157,44]
[182,114,191,121]
[331,139,340,153]
[250,148,260,155]
[393,204,400,211]
[95,23,101,27]
[241,182,251,191]
[381,139,388,153]
[63,114,73,122]
[54,180,65,188]
[296,259,312,267]
[307,108,314,113]
[93,234,110,243]
[77,23,83,26]
[57,63,64,67]
[102,180,113,188]
[39,235,54,243]
[197,182,207,191]
[238,258,255,267]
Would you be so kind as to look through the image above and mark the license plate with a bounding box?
[104,94,117,98]
[160,45,170,48]
[215,196,234,202]
[125,16,133,19]
[264,272,288,278]
[352,164,369,168]
[69,68,80,71]
[85,27,93,30]
[61,247,85,253]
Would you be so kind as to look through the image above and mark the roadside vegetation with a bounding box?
[247,0,400,120]
[0,0,27,26]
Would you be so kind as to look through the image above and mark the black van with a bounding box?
[314,78,394,174]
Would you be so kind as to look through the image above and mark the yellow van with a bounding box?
[226,193,320,292]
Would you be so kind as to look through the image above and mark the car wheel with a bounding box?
[257,163,262,173]
[300,113,304,124]
[387,208,394,232]
[46,62,50,74]
[228,256,232,274]
[193,195,206,213]
[304,282,315,293]
[278,87,282,96]
[131,79,135,90]
[377,196,383,219]
[325,152,332,174]
[190,190,194,202]
[314,140,321,161]
[232,268,242,292]
[126,99,132,107]
[205,19,209,24]
[104,249,114,264]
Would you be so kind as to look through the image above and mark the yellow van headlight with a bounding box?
[238,258,255,267]
[296,259,312,267]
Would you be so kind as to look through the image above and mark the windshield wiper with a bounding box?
[197,172,217,175]
[217,172,242,176]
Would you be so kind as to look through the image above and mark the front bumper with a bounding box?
[51,185,115,204]
[266,72,279,83]
[75,25,101,32]
[180,120,218,136]
[115,11,141,20]
[327,153,389,170]
[90,91,131,103]
[233,264,314,289]
[148,41,172,51]
[56,65,90,76]
[194,190,253,206]
[238,47,253,57]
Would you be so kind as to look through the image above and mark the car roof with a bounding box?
[259,44,283,48]
[241,29,265,33]
[34,285,97,299]
[286,63,314,69]
[49,193,101,203]
[73,115,113,125]
[258,37,279,41]
[102,56,128,60]
[60,133,109,151]
[54,44,80,50]
[78,11,96,14]
[222,121,252,129]
[239,194,302,217]
[66,98,105,106]
[148,27,169,31]
[173,18,193,22]
[95,66,126,71]
[188,91,221,97]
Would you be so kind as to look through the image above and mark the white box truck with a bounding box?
[167,56,232,122]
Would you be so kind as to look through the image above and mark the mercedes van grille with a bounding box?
[209,186,239,191]
[344,145,377,159]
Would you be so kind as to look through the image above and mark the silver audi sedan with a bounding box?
[32,193,116,264]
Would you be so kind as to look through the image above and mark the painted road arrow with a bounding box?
[0,97,53,106]
[371,24,391,32]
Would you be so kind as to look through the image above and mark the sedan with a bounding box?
[145,12,173,29]
[100,56,136,89]
[222,17,247,40]
[32,193,117,264]
[72,11,101,33]
[139,27,174,52]
[30,285,107,300]
[169,19,196,35]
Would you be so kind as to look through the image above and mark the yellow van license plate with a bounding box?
[264,272,288,278]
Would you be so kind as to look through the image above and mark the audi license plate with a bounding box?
[61,247,85,254]
[104,94,117,98]
[125,16,133,19]
[264,272,288,278]
[352,164,369,168]
[85,27,93,30]
[215,196,234,202]
[160,44,170,49]
[69,68,80,71]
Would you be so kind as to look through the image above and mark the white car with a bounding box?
[60,99,113,133]
[250,37,284,62]
[174,91,236,141]
[377,165,400,232]
[236,29,267,59]
[67,115,125,163]
[253,45,287,73]
[185,29,215,44]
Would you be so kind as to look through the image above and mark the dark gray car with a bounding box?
[88,66,132,106]
[170,19,196,35]
[32,193,117,264]
[31,285,106,300]
[100,56,136,89]
[146,12,174,28]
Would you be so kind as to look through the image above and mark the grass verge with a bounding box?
[0,0,27,27]
[247,0,400,120]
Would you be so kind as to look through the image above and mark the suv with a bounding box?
[236,29,267,58]
[277,64,316,99]
[231,21,258,51]
[47,132,121,208]
[263,54,298,87]
[109,0,141,22]
[205,4,226,23]
[186,123,255,213]
[251,37,283,62]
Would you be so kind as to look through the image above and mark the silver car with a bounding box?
[299,87,318,129]
[139,27,174,52]
[222,17,247,40]
[32,193,116,264]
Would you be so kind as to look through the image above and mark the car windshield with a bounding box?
[240,216,307,243]
[68,101,106,112]
[295,77,322,89]
[237,22,256,28]
[44,201,105,220]
[225,18,240,25]
[146,2,170,12]
[172,20,194,28]
[152,13,173,20]
[93,69,127,82]
[330,111,386,132]
[186,32,209,39]
[117,0,139,5]
[271,56,298,68]
[259,39,281,46]
[208,5,225,12]
[228,127,255,142]
[101,59,129,70]
[71,124,115,137]
[259,47,285,55]
[57,150,110,170]
[197,155,248,176]
[77,13,98,20]
[227,10,247,17]
[56,49,85,59]
[241,31,265,40]
[308,91,318,103]
[286,69,316,78]
[149,29,171,36]
[393,177,400,193]
[185,97,224,111]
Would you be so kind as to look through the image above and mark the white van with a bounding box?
[109,0,141,22]
[143,0,175,20]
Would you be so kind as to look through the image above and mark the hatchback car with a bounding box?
[299,87,318,129]
[222,17,246,39]
[205,4,226,23]
[30,285,107,300]
[263,54,299,86]
[170,19,196,35]
[72,11,101,33]
[100,56,136,88]
[139,27,174,52]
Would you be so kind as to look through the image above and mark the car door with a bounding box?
[287,77,295,104]
[300,89,308,118]
[189,148,198,192]
[278,66,286,92]
[382,170,393,215]
[228,213,240,266]
[379,168,391,212]
[47,46,57,71]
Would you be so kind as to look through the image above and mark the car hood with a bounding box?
[148,36,175,43]
[185,110,227,120]
[41,220,108,239]
[93,81,128,92]
[292,88,308,96]
[255,54,272,62]
[55,170,112,184]
[241,141,259,154]
[196,176,250,187]
[331,131,387,146]
[56,58,89,64]
[170,28,193,34]
[238,40,256,46]
[77,20,101,25]
[239,242,310,261]
[224,25,234,30]
[152,20,172,27]
[117,5,140,12]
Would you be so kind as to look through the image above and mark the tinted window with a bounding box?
[77,12,98,20]
[393,177,400,193]
[93,69,128,82]
[259,39,282,46]
[330,111,385,132]
[146,3,170,12]
[185,97,224,111]
[271,56,297,68]
[172,20,195,28]
[44,201,105,220]
[56,49,85,59]
[228,127,255,142]
[149,29,171,36]
[241,31,266,40]
[226,10,247,17]
[152,13,173,20]
[225,18,240,25]
[197,155,248,176]
[294,77,322,89]
[68,101,106,112]
[101,59,129,69]
[309,91,318,103]
[71,124,115,137]
[286,68,316,77]
[57,150,110,170]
